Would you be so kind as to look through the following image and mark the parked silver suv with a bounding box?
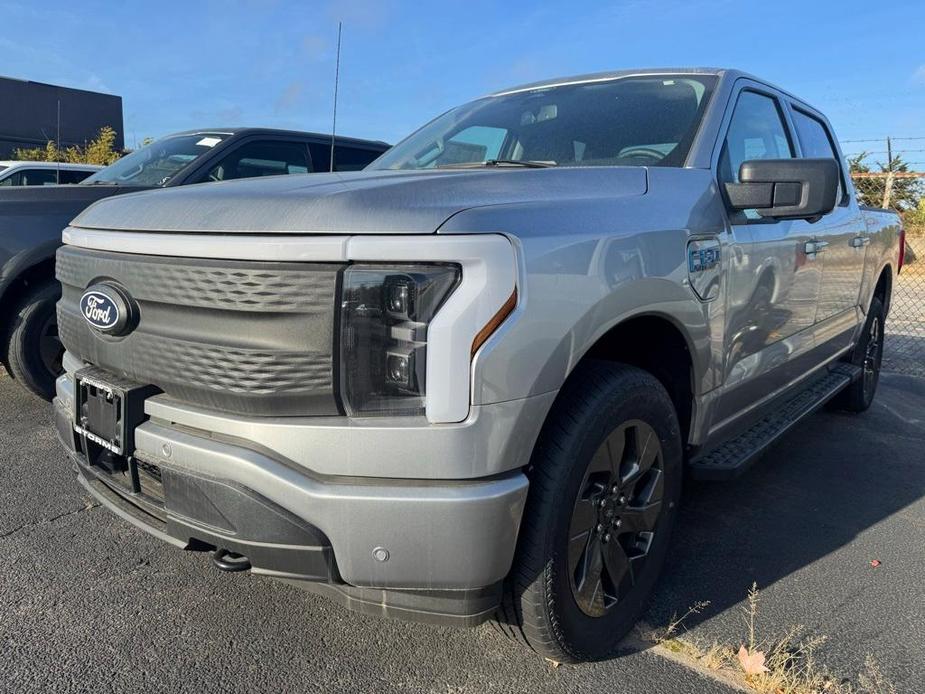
[53,68,901,662]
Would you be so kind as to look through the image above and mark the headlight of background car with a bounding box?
[339,264,461,416]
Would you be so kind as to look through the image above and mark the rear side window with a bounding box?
[791,108,846,204]
[59,169,95,184]
[719,91,793,185]
[333,146,384,171]
[308,143,384,172]
[206,141,310,181]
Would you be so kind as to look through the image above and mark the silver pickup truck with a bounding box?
[53,68,902,662]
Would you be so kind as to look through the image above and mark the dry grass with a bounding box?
[650,584,896,694]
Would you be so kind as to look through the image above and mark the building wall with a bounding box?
[0,77,124,158]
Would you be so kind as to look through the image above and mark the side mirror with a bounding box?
[724,158,839,221]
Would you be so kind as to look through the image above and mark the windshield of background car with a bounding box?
[369,75,717,170]
[82,133,229,186]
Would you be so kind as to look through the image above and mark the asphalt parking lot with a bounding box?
[1,369,923,693]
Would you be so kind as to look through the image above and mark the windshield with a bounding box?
[82,133,229,186]
[369,75,717,171]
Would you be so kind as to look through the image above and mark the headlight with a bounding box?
[339,264,461,416]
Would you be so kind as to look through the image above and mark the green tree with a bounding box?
[848,152,923,211]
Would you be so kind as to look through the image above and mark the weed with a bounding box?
[649,585,897,694]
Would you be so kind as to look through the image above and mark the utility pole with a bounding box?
[329,21,342,173]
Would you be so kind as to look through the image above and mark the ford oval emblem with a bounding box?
[79,284,134,335]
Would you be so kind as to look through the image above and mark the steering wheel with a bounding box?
[618,147,665,162]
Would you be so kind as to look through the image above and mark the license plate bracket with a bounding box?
[74,368,159,457]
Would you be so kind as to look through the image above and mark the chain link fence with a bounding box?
[851,172,925,376]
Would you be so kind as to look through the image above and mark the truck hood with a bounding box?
[70,168,649,235]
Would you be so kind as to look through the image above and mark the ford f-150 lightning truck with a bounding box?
[53,68,902,662]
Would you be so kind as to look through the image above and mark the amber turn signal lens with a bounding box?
[471,288,517,357]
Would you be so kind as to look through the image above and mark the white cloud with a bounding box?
[913,65,925,84]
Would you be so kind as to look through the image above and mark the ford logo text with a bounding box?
[80,290,121,332]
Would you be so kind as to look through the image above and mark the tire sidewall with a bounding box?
[532,366,683,660]
[857,297,885,409]
[7,282,61,400]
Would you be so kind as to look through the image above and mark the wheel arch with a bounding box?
[569,311,697,447]
[872,262,892,317]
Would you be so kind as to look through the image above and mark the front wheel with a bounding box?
[495,361,682,662]
[5,281,63,401]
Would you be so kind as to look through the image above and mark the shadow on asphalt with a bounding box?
[644,372,925,634]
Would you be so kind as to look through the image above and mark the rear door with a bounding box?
[713,84,823,424]
[786,104,866,345]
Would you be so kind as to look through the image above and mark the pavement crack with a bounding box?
[0,499,100,541]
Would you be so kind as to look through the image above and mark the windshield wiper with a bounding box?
[437,159,556,169]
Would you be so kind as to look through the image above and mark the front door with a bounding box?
[715,88,823,426]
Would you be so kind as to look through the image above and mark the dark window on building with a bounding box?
[205,141,310,181]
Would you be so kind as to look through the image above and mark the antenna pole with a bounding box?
[329,21,342,173]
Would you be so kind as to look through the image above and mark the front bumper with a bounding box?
[55,370,536,625]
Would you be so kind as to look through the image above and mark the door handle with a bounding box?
[804,240,829,255]
[850,236,871,248]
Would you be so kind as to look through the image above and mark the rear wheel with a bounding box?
[495,361,682,662]
[5,281,63,401]
[833,296,884,413]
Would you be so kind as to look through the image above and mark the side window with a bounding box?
[308,142,332,172]
[59,169,94,184]
[0,172,18,186]
[719,91,793,185]
[21,169,60,186]
[791,108,846,204]
[205,141,310,181]
[333,146,382,171]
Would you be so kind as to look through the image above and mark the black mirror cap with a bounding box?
[724,158,840,221]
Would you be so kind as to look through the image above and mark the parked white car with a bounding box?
[0,161,101,186]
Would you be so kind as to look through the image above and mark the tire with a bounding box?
[5,281,63,401]
[494,361,683,662]
[831,296,885,414]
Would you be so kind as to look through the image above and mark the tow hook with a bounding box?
[211,549,252,572]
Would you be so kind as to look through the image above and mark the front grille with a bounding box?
[57,245,344,416]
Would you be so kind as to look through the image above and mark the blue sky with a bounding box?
[2,0,924,165]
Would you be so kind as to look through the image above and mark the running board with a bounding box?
[688,363,861,481]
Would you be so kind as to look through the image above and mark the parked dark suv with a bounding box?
[0,128,389,399]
